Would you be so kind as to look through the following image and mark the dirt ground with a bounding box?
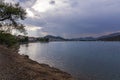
[0,45,74,80]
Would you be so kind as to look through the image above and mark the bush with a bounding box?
[38,37,49,42]
[18,36,28,42]
[0,32,18,47]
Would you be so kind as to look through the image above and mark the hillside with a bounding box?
[44,35,66,41]
[97,32,120,41]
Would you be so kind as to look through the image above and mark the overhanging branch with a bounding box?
[0,16,10,21]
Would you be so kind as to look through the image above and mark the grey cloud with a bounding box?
[49,0,56,5]
[17,0,120,38]
[18,0,36,7]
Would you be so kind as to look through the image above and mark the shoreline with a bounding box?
[0,45,74,80]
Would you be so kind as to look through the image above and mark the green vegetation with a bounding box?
[0,32,17,47]
[0,1,26,46]
[18,36,28,43]
[0,0,26,34]
[38,38,49,42]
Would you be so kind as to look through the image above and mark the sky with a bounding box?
[5,0,120,38]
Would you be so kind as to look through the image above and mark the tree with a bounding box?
[0,0,26,34]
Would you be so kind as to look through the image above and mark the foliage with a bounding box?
[38,37,49,42]
[0,0,26,34]
[18,36,28,42]
[0,31,18,47]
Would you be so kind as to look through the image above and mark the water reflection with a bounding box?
[19,42,120,80]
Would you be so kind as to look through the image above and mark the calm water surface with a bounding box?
[19,42,120,80]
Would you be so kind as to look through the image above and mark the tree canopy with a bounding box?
[0,0,26,34]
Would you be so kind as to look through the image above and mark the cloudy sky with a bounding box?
[5,0,120,38]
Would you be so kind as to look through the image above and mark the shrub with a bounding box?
[38,37,49,42]
[0,32,18,47]
[18,36,28,42]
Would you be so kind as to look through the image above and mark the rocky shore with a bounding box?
[0,45,74,80]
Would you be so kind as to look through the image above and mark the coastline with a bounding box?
[0,45,74,80]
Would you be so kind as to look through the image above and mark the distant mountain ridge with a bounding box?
[43,35,96,41]
[97,32,120,41]
[69,37,96,41]
[98,32,120,39]
[18,32,120,42]
[44,35,66,41]
[44,32,120,41]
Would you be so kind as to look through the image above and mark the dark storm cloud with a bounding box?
[46,11,118,32]
[16,0,120,38]
[49,0,56,5]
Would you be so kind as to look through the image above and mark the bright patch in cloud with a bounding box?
[26,8,35,18]
[26,26,42,31]
[32,0,54,12]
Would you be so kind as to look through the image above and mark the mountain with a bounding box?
[97,32,120,41]
[43,32,120,42]
[44,35,97,41]
[69,37,96,41]
[44,35,66,41]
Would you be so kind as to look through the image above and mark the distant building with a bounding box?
[28,37,37,42]
[16,35,38,42]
